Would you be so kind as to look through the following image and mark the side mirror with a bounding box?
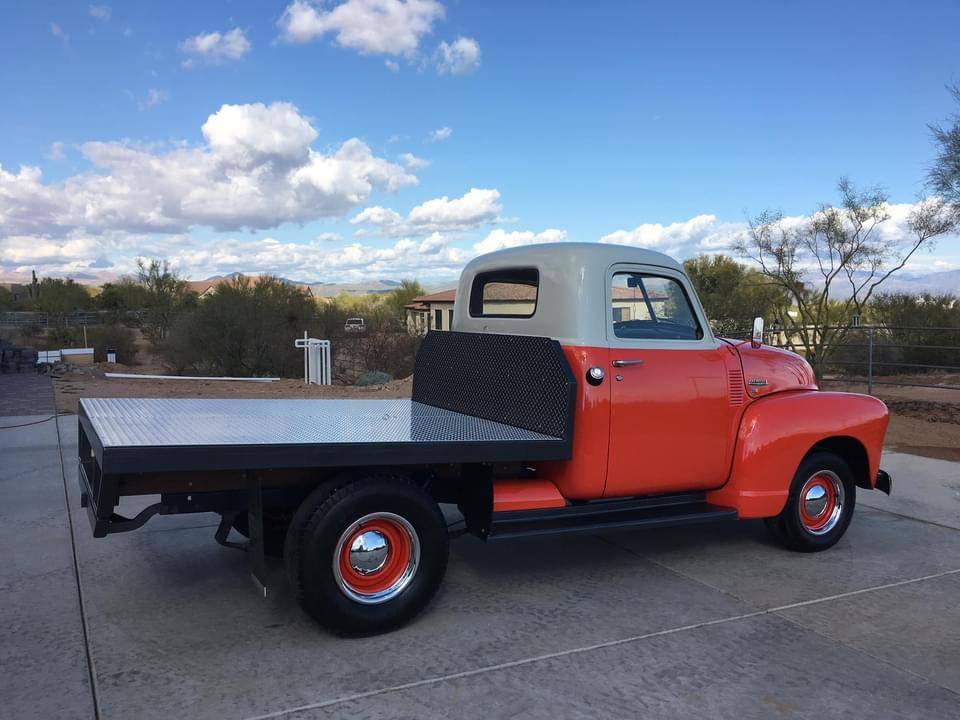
[751,317,764,349]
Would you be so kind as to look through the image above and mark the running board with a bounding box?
[487,492,738,541]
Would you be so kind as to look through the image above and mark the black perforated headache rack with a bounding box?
[77,331,576,538]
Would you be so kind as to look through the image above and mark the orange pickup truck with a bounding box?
[77,243,891,635]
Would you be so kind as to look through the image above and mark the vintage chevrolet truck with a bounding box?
[77,243,891,634]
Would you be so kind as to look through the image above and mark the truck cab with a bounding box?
[454,243,889,522]
[78,242,891,635]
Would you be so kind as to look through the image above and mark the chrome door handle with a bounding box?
[612,359,644,367]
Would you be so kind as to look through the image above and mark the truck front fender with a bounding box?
[706,391,889,518]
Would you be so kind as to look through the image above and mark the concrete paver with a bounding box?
[779,571,960,693]
[0,414,94,720]
[0,372,55,416]
[861,451,960,529]
[292,613,960,720]
[605,506,960,607]
[1,383,958,719]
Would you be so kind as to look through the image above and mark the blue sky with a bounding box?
[1,0,959,284]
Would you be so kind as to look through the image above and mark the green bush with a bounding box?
[46,325,82,348]
[86,324,138,364]
[162,276,317,377]
[355,371,393,386]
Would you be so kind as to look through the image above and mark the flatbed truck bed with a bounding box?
[78,397,568,475]
[77,332,577,542]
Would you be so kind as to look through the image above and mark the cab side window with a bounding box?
[611,272,703,341]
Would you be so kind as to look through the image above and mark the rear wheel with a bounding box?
[286,474,448,635]
[765,451,856,552]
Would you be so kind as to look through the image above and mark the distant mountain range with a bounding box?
[813,269,960,297]
[192,273,407,297]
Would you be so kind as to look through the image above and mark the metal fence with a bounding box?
[0,311,109,328]
[748,325,960,393]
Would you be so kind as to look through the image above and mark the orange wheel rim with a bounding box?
[798,471,844,535]
[333,513,420,604]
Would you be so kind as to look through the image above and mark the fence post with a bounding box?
[867,327,874,395]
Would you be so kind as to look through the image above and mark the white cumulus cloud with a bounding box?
[50,23,69,46]
[157,234,471,284]
[399,152,429,170]
[0,101,418,245]
[88,5,111,22]
[351,188,501,236]
[473,228,567,254]
[278,0,443,56]
[140,88,168,110]
[435,36,480,75]
[46,142,67,161]
[181,28,251,67]
[429,126,452,142]
[600,214,749,257]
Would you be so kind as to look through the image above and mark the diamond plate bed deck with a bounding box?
[78,397,571,474]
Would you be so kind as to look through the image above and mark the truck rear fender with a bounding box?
[706,391,889,518]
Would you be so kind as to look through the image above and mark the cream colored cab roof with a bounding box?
[452,242,708,346]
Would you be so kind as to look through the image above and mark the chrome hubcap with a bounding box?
[798,470,845,536]
[803,484,828,519]
[348,530,390,575]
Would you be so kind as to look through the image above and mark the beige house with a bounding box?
[405,285,667,335]
[405,289,456,334]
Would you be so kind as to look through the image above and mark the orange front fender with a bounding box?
[707,391,889,518]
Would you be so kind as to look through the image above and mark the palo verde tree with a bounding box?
[683,254,786,335]
[735,179,956,373]
[928,83,960,222]
[136,258,195,344]
[97,277,151,323]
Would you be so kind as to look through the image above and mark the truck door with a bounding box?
[604,265,736,497]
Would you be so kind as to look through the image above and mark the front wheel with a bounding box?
[286,475,449,635]
[765,451,856,552]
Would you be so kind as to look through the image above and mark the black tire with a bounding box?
[766,450,856,552]
[283,479,340,598]
[288,474,448,636]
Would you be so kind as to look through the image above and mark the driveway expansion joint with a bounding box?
[239,567,960,720]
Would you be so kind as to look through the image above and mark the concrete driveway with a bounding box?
[2,400,959,718]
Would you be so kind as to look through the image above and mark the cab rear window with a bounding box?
[468,268,539,318]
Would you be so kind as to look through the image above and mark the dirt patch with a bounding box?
[822,375,960,460]
[824,373,960,402]
[884,400,960,425]
[53,365,412,415]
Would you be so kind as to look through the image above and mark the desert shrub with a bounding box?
[162,276,317,377]
[357,333,421,379]
[46,325,82,348]
[17,323,45,341]
[86,324,138,364]
[864,293,960,374]
[355,371,393,386]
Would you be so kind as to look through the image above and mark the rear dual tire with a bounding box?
[765,451,856,552]
[285,475,449,636]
